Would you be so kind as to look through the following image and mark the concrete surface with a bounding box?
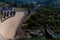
[0,11,25,39]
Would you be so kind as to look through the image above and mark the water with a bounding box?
[54,33,60,38]
[15,0,52,4]
[1,0,53,4]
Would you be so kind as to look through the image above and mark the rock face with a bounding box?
[0,11,25,39]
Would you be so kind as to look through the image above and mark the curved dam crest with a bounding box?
[0,11,25,39]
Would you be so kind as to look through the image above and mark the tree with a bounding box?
[22,7,60,39]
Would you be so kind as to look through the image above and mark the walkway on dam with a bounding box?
[0,11,26,39]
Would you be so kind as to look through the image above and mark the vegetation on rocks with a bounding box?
[23,7,60,33]
[21,7,60,40]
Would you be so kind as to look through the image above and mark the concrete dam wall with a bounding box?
[0,11,26,39]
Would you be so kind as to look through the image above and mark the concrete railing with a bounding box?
[0,10,16,22]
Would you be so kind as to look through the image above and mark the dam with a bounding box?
[0,10,28,39]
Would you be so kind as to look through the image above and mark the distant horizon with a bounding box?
[0,0,54,4]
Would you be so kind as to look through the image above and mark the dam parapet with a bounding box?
[0,10,16,22]
[0,9,28,39]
